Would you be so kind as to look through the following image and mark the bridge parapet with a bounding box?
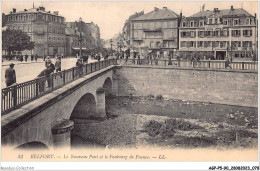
[1,59,117,115]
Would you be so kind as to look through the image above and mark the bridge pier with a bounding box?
[96,88,106,118]
[51,119,74,149]
[112,74,119,96]
[112,68,120,96]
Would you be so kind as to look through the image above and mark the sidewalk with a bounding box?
[1,60,45,66]
[1,57,75,66]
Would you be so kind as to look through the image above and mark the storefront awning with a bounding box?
[72,47,87,50]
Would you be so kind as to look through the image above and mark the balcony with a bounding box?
[143,28,162,32]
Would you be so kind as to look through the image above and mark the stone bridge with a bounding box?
[2,65,119,150]
[2,63,257,150]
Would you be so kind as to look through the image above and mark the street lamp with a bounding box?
[110,39,113,50]
[77,17,83,59]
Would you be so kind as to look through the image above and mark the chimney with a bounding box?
[163,7,167,10]
[12,8,16,13]
[24,9,27,12]
[180,11,182,19]
[255,13,257,18]
[213,8,218,13]
[154,7,159,11]
[53,11,59,15]
[231,6,234,10]
[39,6,45,11]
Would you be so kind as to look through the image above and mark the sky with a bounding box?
[1,1,258,40]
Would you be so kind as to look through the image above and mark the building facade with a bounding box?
[179,6,257,61]
[66,21,101,54]
[65,26,86,56]
[130,7,181,57]
[122,11,144,48]
[5,7,66,57]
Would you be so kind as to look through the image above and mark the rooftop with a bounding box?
[132,7,179,21]
[8,6,63,17]
[189,7,254,18]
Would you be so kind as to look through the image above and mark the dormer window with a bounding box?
[182,22,186,27]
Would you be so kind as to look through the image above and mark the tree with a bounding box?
[2,29,35,56]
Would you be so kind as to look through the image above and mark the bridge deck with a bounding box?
[2,65,115,136]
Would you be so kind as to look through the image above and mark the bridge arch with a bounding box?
[15,141,49,150]
[103,77,112,95]
[70,93,96,119]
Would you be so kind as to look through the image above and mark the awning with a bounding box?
[71,47,87,50]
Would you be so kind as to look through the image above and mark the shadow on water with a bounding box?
[71,133,106,149]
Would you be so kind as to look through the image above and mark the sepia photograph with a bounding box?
[0,0,259,170]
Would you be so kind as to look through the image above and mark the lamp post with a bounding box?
[110,39,113,50]
[77,17,83,59]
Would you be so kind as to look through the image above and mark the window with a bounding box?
[199,21,204,27]
[181,41,186,47]
[209,18,212,24]
[205,31,213,37]
[190,21,194,27]
[190,31,196,38]
[220,41,226,48]
[198,31,204,37]
[181,31,187,37]
[190,41,196,47]
[223,30,229,37]
[234,19,239,25]
[246,18,251,25]
[182,22,186,27]
[232,30,241,37]
[198,41,203,47]
[243,30,252,37]
[215,18,218,24]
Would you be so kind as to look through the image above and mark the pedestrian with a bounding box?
[20,54,23,62]
[168,53,172,65]
[37,68,49,93]
[154,55,158,65]
[5,63,16,87]
[55,57,61,72]
[45,56,52,67]
[132,53,136,64]
[137,54,141,65]
[76,58,83,77]
[225,57,232,69]
[150,54,153,65]
[55,57,62,78]
[43,55,46,61]
[35,54,38,62]
[25,54,28,62]
[31,54,34,61]
[61,53,64,59]
[97,54,101,62]
[46,61,55,88]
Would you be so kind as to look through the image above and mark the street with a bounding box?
[1,57,97,89]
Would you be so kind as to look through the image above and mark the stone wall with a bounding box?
[117,66,258,107]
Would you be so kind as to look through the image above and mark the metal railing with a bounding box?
[121,58,258,71]
[1,59,117,115]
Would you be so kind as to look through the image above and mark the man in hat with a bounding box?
[5,63,16,87]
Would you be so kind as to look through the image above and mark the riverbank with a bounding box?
[71,96,257,149]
